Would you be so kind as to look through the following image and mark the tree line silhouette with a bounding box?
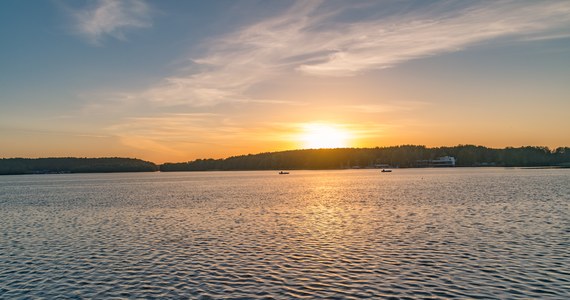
[0,157,158,175]
[161,145,570,171]
[1,145,569,175]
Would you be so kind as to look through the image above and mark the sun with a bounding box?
[300,123,350,149]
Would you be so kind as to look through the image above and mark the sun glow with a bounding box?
[300,123,351,149]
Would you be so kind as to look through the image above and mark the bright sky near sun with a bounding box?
[1,0,570,163]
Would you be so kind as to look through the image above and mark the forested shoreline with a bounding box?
[0,158,158,175]
[161,145,570,171]
[1,145,570,175]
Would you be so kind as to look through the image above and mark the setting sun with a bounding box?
[300,123,351,149]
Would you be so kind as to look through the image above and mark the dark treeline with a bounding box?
[2,146,569,175]
[161,145,570,171]
[0,157,158,175]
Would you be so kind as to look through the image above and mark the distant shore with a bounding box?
[2,145,570,175]
[0,157,158,176]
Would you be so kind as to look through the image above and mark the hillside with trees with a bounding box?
[0,157,158,175]
[160,145,570,171]
[2,146,569,175]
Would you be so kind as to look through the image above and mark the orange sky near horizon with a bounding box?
[2,115,568,164]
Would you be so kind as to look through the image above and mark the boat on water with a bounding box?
[381,169,392,173]
[279,171,290,175]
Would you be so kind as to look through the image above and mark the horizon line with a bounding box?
[2,144,568,164]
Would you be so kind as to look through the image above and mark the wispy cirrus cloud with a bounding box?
[128,0,570,106]
[73,0,151,45]
[341,102,429,114]
[297,2,570,76]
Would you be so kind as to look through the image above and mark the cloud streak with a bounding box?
[74,0,151,44]
[130,1,570,106]
[297,1,570,76]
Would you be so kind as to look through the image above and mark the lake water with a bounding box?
[1,168,569,299]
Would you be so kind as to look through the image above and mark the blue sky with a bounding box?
[1,0,570,162]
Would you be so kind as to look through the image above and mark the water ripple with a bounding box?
[1,169,569,299]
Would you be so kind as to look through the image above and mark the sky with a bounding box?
[1,0,570,163]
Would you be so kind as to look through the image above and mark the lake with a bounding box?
[1,168,569,299]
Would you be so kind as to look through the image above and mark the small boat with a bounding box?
[279,171,290,175]
[381,169,392,173]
